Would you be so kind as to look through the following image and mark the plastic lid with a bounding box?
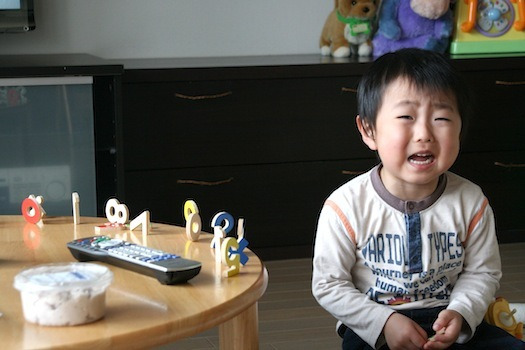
[14,262,113,292]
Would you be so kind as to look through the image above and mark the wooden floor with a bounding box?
[159,242,525,349]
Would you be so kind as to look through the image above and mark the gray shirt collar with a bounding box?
[370,165,447,214]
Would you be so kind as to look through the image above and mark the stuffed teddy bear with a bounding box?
[320,0,378,57]
[372,0,453,57]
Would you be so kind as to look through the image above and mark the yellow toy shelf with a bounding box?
[450,0,525,54]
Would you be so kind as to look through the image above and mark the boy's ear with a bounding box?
[356,115,378,151]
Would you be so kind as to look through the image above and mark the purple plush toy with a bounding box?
[372,0,453,57]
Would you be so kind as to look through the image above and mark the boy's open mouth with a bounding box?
[408,153,434,165]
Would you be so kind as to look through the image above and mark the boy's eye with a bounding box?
[397,115,413,120]
[435,117,451,122]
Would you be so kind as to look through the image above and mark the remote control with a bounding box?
[67,236,201,284]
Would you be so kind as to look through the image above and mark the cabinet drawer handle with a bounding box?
[494,162,525,168]
[341,87,357,93]
[176,177,234,186]
[174,91,232,100]
[495,81,525,86]
[342,170,364,175]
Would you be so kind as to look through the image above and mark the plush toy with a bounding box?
[484,297,524,340]
[320,0,378,57]
[372,0,453,57]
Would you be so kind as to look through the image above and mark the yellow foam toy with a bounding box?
[484,297,524,340]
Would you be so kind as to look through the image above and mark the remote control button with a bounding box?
[98,239,123,249]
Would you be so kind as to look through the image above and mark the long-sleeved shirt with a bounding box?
[312,165,501,348]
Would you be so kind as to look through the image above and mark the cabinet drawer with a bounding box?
[124,158,378,253]
[461,71,525,153]
[451,151,525,241]
[122,76,369,170]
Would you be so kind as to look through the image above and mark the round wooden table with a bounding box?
[0,216,268,349]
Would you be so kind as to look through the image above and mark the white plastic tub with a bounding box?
[14,262,113,326]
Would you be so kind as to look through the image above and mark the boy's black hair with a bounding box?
[357,48,472,136]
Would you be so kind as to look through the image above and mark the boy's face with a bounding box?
[357,77,462,200]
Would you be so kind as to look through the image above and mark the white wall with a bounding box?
[0,0,332,59]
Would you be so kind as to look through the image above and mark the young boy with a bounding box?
[312,48,525,350]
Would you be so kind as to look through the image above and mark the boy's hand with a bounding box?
[423,309,463,349]
[383,313,428,350]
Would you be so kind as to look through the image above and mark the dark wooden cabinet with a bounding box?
[452,151,524,242]
[120,54,525,259]
[450,57,525,243]
[123,74,368,170]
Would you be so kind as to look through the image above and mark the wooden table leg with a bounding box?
[219,302,259,349]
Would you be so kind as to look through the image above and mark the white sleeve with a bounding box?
[312,204,395,348]
[447,200,502,343]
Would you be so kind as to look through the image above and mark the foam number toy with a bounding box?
[235,218,250,266]
[72,192,80,225]
[105,198,129,224]
[235,237,250,266]
[184,200,199,220]
[184,200,201,241]
[213,226,226,263]
[221,237,241,277]
[210,211,234,249]
[21,195,46,225]
[130,210,151,235]
[220,218,250,278]
[95,198,129,234]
